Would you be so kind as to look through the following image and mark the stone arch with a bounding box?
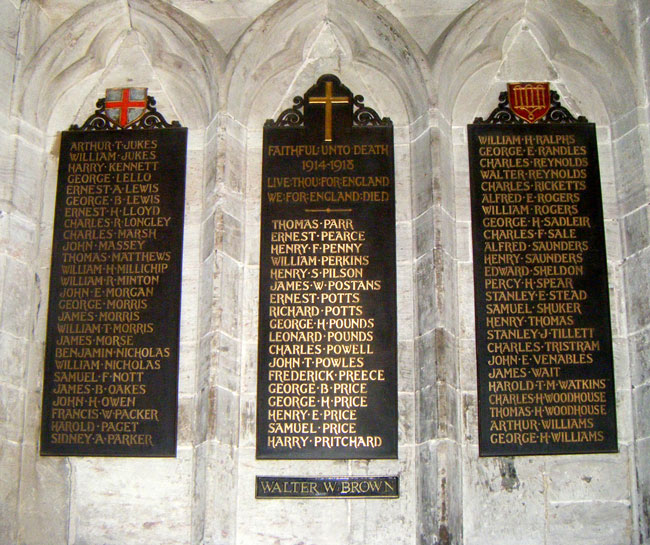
[17,0,223,131]
[12,3,224,543]
[197,1,453,544]
[430,0,643,238]
[432,0,638,125]
[224,0,430,127]
[429,1,646,544]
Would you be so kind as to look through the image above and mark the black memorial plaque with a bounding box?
[256,75,397,459]
[468,85,618,456]
[256,475,399,498]
[40,92,187,456]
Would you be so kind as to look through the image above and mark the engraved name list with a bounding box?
[41,126,187,456]
[257,75,397,460]
[468,113,617,456]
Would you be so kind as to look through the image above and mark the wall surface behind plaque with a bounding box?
[0,1,648,545]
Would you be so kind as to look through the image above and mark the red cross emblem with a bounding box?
[105,88,147,127]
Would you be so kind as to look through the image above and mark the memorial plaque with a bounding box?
[256,75,397,459]
[468,84,618,456]
[40,90,187,456]
[256,475,399,498]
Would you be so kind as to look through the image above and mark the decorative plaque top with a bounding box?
[70,88,181,131]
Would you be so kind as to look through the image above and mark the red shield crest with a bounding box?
[508,82,550,123]
[105,88,147,127]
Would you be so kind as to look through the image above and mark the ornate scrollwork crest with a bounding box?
[474,87,588,125]
[70,88,181,131]
[266,96,305,128]
[352,95,391,127]
[265,75,392,130]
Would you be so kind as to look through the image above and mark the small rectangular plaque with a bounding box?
[468,87,617,456]
[255,476,399,498]
[40,123,187,457]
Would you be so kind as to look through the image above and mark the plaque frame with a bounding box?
[256,75,398,460]
[468,86,618,457]
[255,475,399,499]
[40,91,187,457]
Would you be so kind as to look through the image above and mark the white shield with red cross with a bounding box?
[105,88,147,127]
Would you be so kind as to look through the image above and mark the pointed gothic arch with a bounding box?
[430,1,646,543]
[432,0,638,124]
[224,0,430,127]
[12,4,224,543]
[18,0,223,131]
[203,2,454,543]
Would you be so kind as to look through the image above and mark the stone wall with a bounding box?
[630,1,650,543]
[0,1,648,544]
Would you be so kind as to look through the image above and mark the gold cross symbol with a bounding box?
[308,81,349,142]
